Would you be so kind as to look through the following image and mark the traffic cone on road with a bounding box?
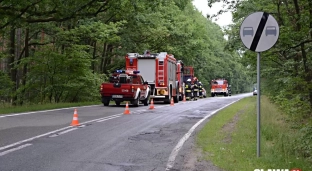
[124,102,130,114]
[170,97,174,106]
[183,95,186,102]
[149,99,155,110]
[70,109,80,126]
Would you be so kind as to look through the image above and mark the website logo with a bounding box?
[254,169,302,171]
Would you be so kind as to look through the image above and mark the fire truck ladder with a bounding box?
[157,61,164,95]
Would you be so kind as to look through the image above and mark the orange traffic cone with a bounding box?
[170,97,174,106]
[149,98,155,109]
[70,109,80,126]
[124,102,130,114]
[183,95,186,102]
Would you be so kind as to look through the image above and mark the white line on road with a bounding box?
[48,128,78,138]
[0,105,101,118]
[0,143,32,157]
[0,113,122,152]
[165,99,242,170]
[96,114,122,122]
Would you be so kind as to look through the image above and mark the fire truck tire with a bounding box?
[132,92,140,107]
[143,93,150,106]
[179,94,183,101]
[164,87,172,104]
[115,101,121,106]
[102,97,110,106]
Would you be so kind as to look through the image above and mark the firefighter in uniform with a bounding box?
[185,78,192,100]
[198,81,203,98]
[192,77,199,100]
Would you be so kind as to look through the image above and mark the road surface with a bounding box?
[0,93,251,171]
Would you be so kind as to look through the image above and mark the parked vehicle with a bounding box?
[100,70,150,107]
[176,60,185,101]
[253,89,257,96]
[125,51,179,104]
[211,78,230,97]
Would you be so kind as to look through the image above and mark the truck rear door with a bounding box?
[137,58,155,84]
[102,83,133,98]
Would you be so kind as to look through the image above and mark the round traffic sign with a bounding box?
[240,12,279,52]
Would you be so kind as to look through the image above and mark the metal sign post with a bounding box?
[239,11,280,157]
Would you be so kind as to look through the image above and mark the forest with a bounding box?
[208,0,312,162]
[0,0,311,165]
[0,0,253,106]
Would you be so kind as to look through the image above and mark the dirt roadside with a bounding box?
[171,105,247,171]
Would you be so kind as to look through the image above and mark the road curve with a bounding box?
[0,93,251,171]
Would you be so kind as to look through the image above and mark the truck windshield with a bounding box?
[213,80,224,85]
[183,68,191,75]
[109,74,141,84]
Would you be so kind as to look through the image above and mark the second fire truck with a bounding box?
[125,51,179,104]
[210,78,231,97]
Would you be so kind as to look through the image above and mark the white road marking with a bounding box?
[0,143,32,157]
[165,99,242,170]
[0,105,101,118]
[0,113,122,152]
[96,115,122,122]
[48,128,78,138]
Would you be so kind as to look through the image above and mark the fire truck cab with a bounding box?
[125,51,179,104]
[210,79,230,97]
[183,66,194,83]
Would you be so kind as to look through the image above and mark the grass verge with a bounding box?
[0,101,102,115]
[197,96,311,171]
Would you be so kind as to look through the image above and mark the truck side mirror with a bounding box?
[144,81,148,85]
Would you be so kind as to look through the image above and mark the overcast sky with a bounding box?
[192,0,233,28]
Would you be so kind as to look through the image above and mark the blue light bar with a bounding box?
[116,70,123,73]
[133,71,140,74]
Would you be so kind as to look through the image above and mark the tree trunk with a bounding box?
[20,28,30,106]
[8,27,17,106]
[92,41,97,73]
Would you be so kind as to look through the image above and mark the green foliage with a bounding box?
[0,0,252,104]
[197,96,312,170]
[209,0,312,162]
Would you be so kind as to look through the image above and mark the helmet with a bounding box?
[187,78,191,82]
[199,81,202,84]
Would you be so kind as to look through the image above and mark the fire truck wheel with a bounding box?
[133,93,140,107]
[103,101,109,106]
[143,94,150,106]
[174,95,179,103]
[179,94,183,101]
[115,101,121,106]
[102,98,110,106]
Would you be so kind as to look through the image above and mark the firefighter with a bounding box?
[198,81,203,98]
[193,77,199,100]
[185,78,192,100]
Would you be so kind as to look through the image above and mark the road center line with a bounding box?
[165,99,241,170]
[96,115,122,122]
[48,128,78,138]
[0,143,32,157]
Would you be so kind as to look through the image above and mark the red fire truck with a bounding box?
[183,66,194,83]
[125,51,179,104]
[210,78,230,97]
[176,60,185,101]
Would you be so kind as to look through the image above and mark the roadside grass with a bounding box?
[197,96,311,171]
[0,101,102,115]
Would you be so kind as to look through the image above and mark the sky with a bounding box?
[192,0,233,28]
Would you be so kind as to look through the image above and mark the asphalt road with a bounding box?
[0,93,251,171]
